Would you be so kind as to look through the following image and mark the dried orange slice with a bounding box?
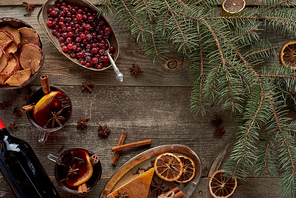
[280,40,296,69]
[209,170,237,198]
[154,153,183,182]
[176,155,195,183]
[222,0,245,14]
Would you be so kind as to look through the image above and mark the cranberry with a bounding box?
[85,56,91,62]
[47,21,54,27]
[50,10,58,17]
[70,53,76,58]
[99,56,104,62]
[77,9,83,14]
[83,14,87,20]
[62,32,68,38]
[98,42,105,49]
[58,22,64,27]
[86,44,91,49]
[67,26,72,32]
[66,37,73,43]
[75,37,82,43]
[86,34,92,41]
[88,16,94,22]
[80,60,86,65]
[96,63,103,69]
[85,24,91,30]
[77,52,83,58]
[67,49,72,54]
[73,18,78,23]
[91,57,98,64]
[77,47,82,52]
[59,37,65,43]
[98,49,104,55]
[56,33,61,38]
[103,55,109,62]
[48,8,53,13]
[68,32,74,37]
[59,11,65,17]
[84,7,89,12]
[67,43,73,49]
[76,13,83,21]
[104,27,112,35]
[52,29,58,35]
[82,39,88,45]
[99,20,105,27]
[80,33,86,39]
[62,46,68,52]
[91,47,98,54]
[61,26,67,32]
[96,35,103,41]
[109,46,116,52]
[85,63,91,67]
[66,12,72,17]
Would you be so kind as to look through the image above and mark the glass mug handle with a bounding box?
[38,131,50,145]
[47,153,58,163]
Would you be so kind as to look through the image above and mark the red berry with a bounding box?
[91,57,98,64]
[76,13,83,21]
[91,47,98,54]
[103,55,109,62]
[96,63,103,69]
[104,27,112,35]
[47,21,54,27]
[85,24,91,30]
[62,46,68,52]
[85,62,91,67]
[109,46,116,52]
[80,33,86,39]
[66,37,72,43]
[67,43,73,49]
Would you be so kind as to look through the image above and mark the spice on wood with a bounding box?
[98,124,111,138]
[22,2,36,16]
[81,82,94,93]
[112,131,128,166]
[111,139,152,152]
[211,114,223,127]
[0,102,12,110]
[8,122,18,131]
[129,64,143,77]
[77,117,90,130]
[45,108,66,128]
[150,178,167,197]
[90,154,99,165]
[214,126,225,136]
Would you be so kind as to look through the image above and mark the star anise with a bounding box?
[214,126,225,136]
[115,190,128,198]
[8,122,19,131]
[77,117,90,130]
[0,102,12,110]
[67,164,79,178]
[22,2,35,16]
[129,64,143,77]
[211,114,223,127]
[81,82,94,93]
[98,124,111,138]
[150,178,167,197]
[45,108,66,128]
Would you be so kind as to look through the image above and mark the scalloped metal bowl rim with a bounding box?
[38,0,119,72]
[100,144,202,198]
[0,17,44,90]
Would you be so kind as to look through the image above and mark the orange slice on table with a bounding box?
[209,170,237,198]
[154,153,183,182]
[280,40,296,69]
[176,155,196,183]
[222,0,245,14]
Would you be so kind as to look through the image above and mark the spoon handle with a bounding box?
[107,52,123,82]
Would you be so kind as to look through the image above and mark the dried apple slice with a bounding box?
[5,68,31,86]
[4,40,18,57]
[19,27,40,46]
[0,55,18,77]
[0,47,8,73]
[19,43,43,74]
[1,25,21,44]
[0,76,8,85]
[0,29,13,49]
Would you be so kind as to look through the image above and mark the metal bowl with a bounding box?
[37,0,119,72]
[0,17,44,90]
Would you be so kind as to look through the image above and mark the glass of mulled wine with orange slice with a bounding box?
[47,148,102,195]
[26,77,72,145]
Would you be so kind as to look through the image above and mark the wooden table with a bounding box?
[0,1,282,197]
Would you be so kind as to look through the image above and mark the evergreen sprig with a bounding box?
[97,0,296,196]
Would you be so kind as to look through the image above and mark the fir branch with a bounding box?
[245,46,279,58]
[119,0,144,32]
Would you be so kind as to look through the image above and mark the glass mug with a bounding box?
[26,85,72,145]
[47,148,102,195]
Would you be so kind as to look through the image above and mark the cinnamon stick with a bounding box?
[111,139,151,152]
[21,104,35,112]
[112,131,128,165]
[164,187,186,198]
[40,75,50,95]
[78,183,87,197]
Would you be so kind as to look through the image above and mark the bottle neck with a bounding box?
[0,119,10,137]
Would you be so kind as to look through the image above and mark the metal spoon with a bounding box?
[105,39,123,82]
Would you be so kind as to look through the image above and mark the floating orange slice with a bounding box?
[154,153,183,182]
[176,155,195,183]
[209,170,237,198]
[280,40,296,69]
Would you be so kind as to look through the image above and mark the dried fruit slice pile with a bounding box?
[0,25,43,87]
[154,153,196,183]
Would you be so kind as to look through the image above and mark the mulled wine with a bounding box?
[54,148,102,194]
[26,85,71,131]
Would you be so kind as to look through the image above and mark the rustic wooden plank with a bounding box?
[0,175,282,197]
[0,0,265,6]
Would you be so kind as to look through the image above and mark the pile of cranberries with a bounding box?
[46,0,116,69]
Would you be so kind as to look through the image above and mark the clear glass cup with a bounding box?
[47,148,102,195]
[26,85,72,145]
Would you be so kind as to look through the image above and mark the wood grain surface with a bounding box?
[0,3,287,198]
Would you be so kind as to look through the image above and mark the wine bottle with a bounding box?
[0,119,60,198]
